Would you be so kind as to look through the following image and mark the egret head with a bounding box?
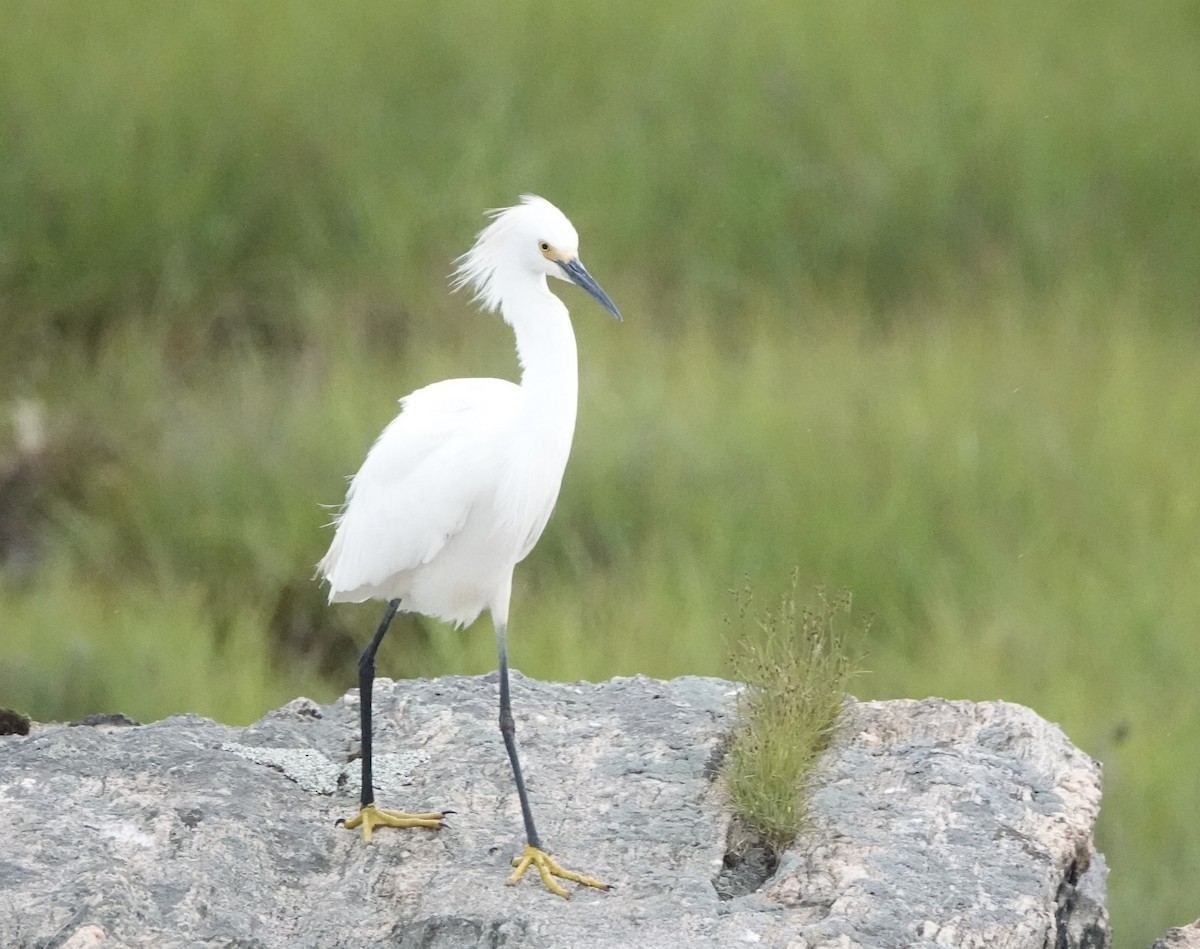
[453,195,622,321]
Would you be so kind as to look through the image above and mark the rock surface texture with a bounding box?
[1152,921,1200,949]
[0,674,1108,949]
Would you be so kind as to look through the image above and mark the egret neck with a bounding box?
[503,274,579,463]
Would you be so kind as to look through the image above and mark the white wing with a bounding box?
[318,377,522,602]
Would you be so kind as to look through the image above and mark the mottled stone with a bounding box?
[1151,920,1200,949]
[0,674,1108,948]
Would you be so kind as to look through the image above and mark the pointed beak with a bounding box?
[557,257,622,321]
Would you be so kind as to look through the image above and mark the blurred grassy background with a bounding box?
[1,1,1197,943]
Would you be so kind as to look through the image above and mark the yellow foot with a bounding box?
[506,843,611,899]
[339,803,447,843]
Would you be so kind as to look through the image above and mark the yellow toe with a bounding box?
[505,843,610,899]
[341,803,446,843]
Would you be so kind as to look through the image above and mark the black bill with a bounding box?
[557,257,622,321]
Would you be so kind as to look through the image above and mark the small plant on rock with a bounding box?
[723,575,866,855]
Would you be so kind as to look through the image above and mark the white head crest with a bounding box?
[452,195,579,313]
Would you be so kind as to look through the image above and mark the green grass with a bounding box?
[724,580,863,852]
[2,2,1199,945]
[3,0,1198,354]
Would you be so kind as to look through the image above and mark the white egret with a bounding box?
[318,195,620,898]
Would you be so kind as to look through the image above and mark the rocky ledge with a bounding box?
[1,674,1109,948]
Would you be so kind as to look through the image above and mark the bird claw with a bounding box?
[506,843,611,899]
[341,803,447,843]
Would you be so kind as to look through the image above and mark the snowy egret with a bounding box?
[318,196,620,898]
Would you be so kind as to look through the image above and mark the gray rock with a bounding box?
[1152,920,1200,949]
[0,674,1108,948]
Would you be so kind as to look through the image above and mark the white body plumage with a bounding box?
[317,196,619,630]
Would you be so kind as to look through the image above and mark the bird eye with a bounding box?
[538,241,551,253]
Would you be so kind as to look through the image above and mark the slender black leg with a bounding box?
[340,597,444,841]
[358,597,400,809]
[496,622,542,850]
[497,619,610,897]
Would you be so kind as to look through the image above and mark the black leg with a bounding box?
[497,623,542,850]
[358,598,401,810]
